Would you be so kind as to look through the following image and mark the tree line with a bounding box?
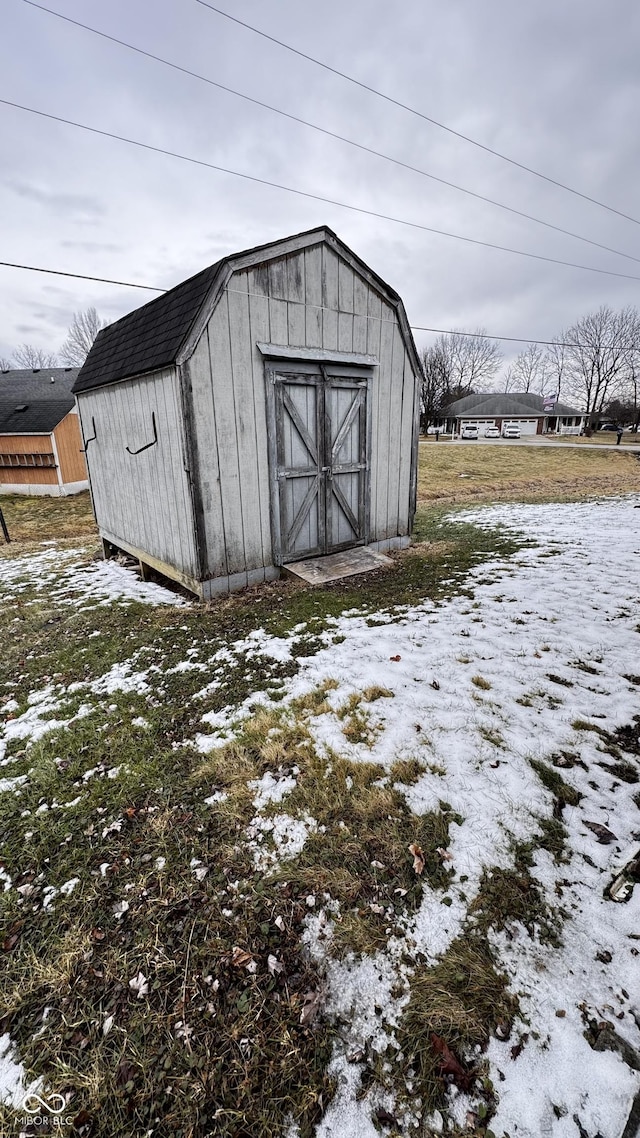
[420,305,640,430]
[0,307,106,371]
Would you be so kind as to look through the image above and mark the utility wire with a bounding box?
[1,261,638,350]
[4,97,640,285]
[195,0,640,229]
[19,0,640,266]
[0,259,162,290]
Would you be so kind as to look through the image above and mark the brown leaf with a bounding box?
[231,946,254,970]
[2,920,25,953]
[430,1032,473,1091]
[510,1032,529,1060]
[123,806,137,819]
[584,821,618,844]
[408,842,425,875]
[389,655,401,662]
[90,927,106,942]
[376,1108,398,1126]
[299,989,322,1026]
[436,847,453,862]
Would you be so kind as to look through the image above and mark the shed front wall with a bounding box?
[77,368,199,579]
[186,242,418,579]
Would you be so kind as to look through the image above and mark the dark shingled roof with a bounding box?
[0,400,75,434]
[0,369,79,434]
[442,392,583,418]
[73,226,420,396]
[73,262,222,394]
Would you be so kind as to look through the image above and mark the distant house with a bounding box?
[441,392,584,436]
[0,368,88,495]
[72,226,422,599]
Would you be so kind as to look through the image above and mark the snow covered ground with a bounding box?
[1,495,639,1135]
[254,497,640,1137]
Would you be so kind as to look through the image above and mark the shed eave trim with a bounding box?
[256,343,379,367]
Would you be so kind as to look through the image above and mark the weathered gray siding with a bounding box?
[188,241,417,578]
[77,368,198,578]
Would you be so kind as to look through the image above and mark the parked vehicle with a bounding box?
[484,426,500,438]
[502,423,521,439]
[598,423,617,432]
[460,424,479,440]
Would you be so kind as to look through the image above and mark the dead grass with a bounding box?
[550,432,639,446]
[417,442,640,506]
[385,934,517,1122]
[0,490,97,546]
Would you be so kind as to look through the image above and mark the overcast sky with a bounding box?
[2,0,640,373]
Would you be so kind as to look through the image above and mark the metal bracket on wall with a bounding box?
[126,411,158,455]
[81,416,97,452]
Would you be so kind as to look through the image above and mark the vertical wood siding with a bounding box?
[192,242,418,576]
[77,368,198,577]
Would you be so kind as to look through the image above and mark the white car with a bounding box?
[484,426,501,439]
[460,425,479,440]
[502,424,521,439]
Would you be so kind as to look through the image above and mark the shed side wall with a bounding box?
[77,368,198,577]
[191,243,418,576]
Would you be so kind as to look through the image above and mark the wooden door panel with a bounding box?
[275,378,324,560]
[326,381,367,551]
[270,367,369,563]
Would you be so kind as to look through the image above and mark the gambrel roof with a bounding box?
[73,227,422,394]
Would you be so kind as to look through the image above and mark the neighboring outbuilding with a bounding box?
[73,227,422,598]
[441,392,585,436]
[0,368,88,495]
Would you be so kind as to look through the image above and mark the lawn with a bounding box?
[1,469,639,1137]
[418,439,639,505]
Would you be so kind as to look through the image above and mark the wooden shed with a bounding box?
[73,227,422,598]
[0,368,88,496]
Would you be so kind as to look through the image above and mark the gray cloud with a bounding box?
[2,0,640,373]
[4,180,106,219]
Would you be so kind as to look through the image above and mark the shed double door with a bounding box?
[274,371,368,563]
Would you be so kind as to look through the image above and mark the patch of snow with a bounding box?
[250,812,317,871]
[0,774,28,794]
[250,768,298,809]
[59,877,80,896]
[0,1033,42,1109]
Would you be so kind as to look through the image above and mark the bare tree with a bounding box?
[544,337,569,403]
[13,344,59,368]
[60,307,107,366]
[420,341,451,429]
[445,328,502,394]
[502,343,548,393]
[561,305,637,425]
[423,329,502,416]
[0,356,12,371]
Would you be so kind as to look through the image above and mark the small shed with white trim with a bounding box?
[73,227,422,598]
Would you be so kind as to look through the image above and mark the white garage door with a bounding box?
[517,419,539,435]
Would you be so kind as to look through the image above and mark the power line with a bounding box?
[19,0,640,266]
[4,96,640,285]
[195,0,640,229]
[0,259,162,291]
[1,261,638,350]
